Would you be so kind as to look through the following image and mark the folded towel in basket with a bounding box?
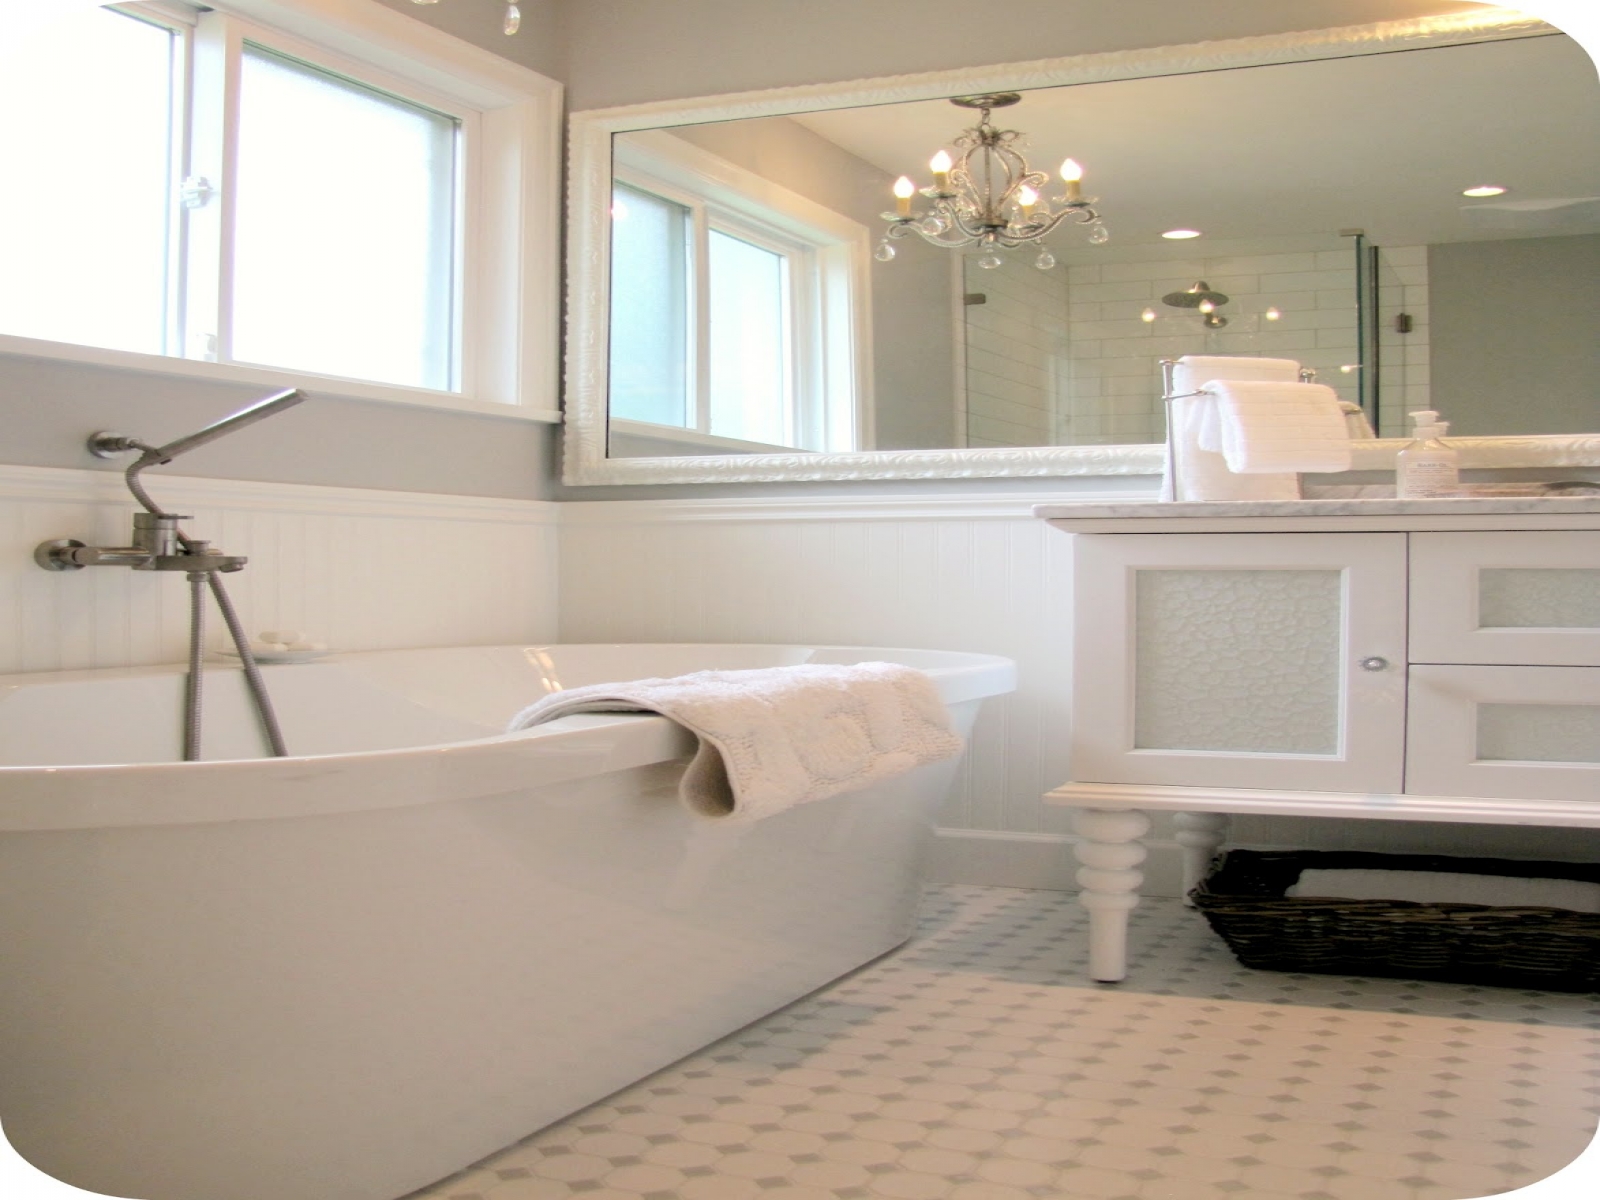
[1288,868,1600,912]
[506,662,964,822]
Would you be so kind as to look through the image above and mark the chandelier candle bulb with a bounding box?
[1061,158,1084,202]
[1018,185,1038,216]
[930,150,953,192]
[893,176,915,216]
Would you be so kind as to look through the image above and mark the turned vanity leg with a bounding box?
[1173,811,1230,905]
[1071,808,1151,983]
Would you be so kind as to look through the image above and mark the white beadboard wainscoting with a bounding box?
[560,492,1600,893]
[7,469,1597,892]
[0,465,559,676]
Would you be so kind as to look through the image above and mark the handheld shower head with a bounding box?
[143,388,306,465]
[88,389,308,466]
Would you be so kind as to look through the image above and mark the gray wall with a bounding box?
[558,0,1483,110]
[1428,234,1600,436]
[0,354,558,500]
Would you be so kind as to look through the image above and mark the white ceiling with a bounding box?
[788,33,1600,257]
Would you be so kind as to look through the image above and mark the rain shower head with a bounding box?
[1162,281,1230,308]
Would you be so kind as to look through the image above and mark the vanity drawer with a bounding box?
[1409,531,1600,666]
[1405,664,1600,803]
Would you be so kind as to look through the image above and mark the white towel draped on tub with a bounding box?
[506,662,964,823]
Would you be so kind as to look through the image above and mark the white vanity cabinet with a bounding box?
[1036,500,1600,982]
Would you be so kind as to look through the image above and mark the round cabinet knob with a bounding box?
[1358,656,1390,672]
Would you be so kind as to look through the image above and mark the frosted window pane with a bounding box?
[1134,569,1343,754]
[233,47,457,389]
[708,230,788,446]
[1479,569,1600,629]
[608,184,689,427]
[1478,704,1600,764]
[0,8,173,354]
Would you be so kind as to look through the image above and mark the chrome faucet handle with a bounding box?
[35,540,153,571]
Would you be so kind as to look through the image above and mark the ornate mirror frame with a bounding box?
[563,8,1598,486]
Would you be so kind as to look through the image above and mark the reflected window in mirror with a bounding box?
[608,131,875,458]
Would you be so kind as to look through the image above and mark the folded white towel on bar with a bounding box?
[506,662,964,823]
[1165,356,1306,501]
[1198,379,1353,474]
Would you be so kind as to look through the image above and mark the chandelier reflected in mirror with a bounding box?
[877,93,1105,271]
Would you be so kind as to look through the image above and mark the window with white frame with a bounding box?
[608,130,872,455]
[0,1,560,415]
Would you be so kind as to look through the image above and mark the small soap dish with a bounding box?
[217,646,332,665]
[219,631,332,664]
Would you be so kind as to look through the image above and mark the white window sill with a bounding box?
[608,418,816,455]
[0,334,561,423]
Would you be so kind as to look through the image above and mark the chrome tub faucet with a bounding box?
[32,388,308,760]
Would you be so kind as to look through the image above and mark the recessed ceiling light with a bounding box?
[1462,185,1508,198]
[1161,229,1202,239]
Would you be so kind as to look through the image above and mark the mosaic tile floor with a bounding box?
[407,885,1600,1200]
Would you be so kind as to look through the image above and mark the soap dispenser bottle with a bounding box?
[1396,410,1460,498]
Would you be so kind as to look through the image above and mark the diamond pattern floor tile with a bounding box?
[406,885,1600,1200]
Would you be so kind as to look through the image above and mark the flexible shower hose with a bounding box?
[126,470,289,762]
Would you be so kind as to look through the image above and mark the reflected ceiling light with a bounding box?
[1462,184,1509,197]
[1141,307,1157,323]
[1161,229,1203,239]
[1265,306,1282,321]
[411,0,521,35]
[878,93,1105,271]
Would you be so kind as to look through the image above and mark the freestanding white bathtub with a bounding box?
[0,643,1015,1200]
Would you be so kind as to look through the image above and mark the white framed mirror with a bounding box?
[563,7,1600,485]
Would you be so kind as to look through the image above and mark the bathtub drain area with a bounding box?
[406,884,1600,1200]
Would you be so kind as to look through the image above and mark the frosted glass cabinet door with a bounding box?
[1071,533,1407,791]
[1410,532,1600,666]
[1407,664,1600,802]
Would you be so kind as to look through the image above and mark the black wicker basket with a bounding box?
[1191,850,1600,992]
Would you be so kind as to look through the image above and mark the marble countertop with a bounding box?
[1034,493,1600,533]
[1035,495,1600,520]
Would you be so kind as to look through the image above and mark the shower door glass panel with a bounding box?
[1134,569,1343,754]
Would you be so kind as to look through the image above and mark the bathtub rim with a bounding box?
[0,643,1016,832]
